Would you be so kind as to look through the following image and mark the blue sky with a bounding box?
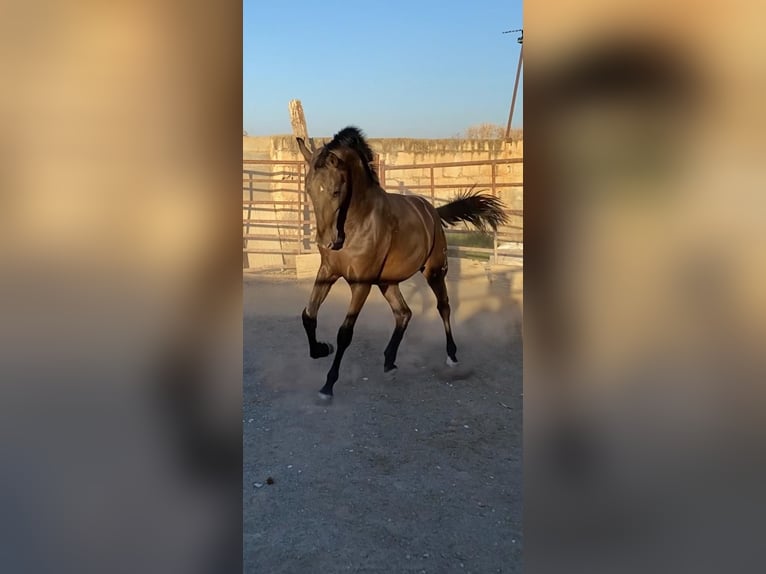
[243,0,523,138]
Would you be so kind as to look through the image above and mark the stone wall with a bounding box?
[245,135,522,186]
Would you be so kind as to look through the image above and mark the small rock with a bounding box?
[266,477,274,485]
[247,418,254,423]
[253,482,263,488]
[362,377,368,381]
[463,425,470,429]
[287,465,293,469]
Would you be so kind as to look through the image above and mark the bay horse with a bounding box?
[296,126,508,399]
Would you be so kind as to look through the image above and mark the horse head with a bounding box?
[297,127,376,250]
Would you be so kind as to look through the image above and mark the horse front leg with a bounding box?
[301,264,339,359]
[318,281,372,399]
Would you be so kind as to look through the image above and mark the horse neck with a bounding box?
[347,166,382,218]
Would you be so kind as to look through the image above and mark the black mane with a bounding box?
[317,126,379,184]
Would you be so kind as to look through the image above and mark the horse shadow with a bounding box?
[395,260,522,369]
[464,266,523,346]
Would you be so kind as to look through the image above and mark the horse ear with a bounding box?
[327,152,345,169]
[296,137,313,163]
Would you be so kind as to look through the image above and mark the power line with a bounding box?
[502,28,523,44]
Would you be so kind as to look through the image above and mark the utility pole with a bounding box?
[503,29,523,140]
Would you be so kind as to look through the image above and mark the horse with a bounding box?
[296,126,508,399]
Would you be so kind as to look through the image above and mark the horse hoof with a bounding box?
[383,364,397,373]
[317,391,333,401]
[446,357,459,367]
[310,342,334,359]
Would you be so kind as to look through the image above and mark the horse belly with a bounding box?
[378,227,430,282]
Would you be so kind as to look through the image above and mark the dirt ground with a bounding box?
[244,264,523,573]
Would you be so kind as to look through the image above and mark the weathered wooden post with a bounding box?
[289,99,309,142]
[289,99,313,254]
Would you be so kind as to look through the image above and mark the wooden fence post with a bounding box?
[289,99,312,253]
[289,99,309,142]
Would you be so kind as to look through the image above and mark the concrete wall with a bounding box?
[243,135,523,270]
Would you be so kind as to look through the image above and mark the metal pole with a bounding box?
[430,167,435,204]
[505,43,523,140]
[491,162,498,264]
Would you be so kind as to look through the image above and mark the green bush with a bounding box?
[445,230,494,249]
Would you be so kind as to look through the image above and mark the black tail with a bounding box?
[436,186,509,232]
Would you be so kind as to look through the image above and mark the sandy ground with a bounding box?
[244,266,522,573]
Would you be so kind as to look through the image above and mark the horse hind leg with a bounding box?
[425,266,458,366]
[379,283,412,372]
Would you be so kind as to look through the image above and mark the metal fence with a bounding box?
[243,156,522,268]
[243,159,310,258]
